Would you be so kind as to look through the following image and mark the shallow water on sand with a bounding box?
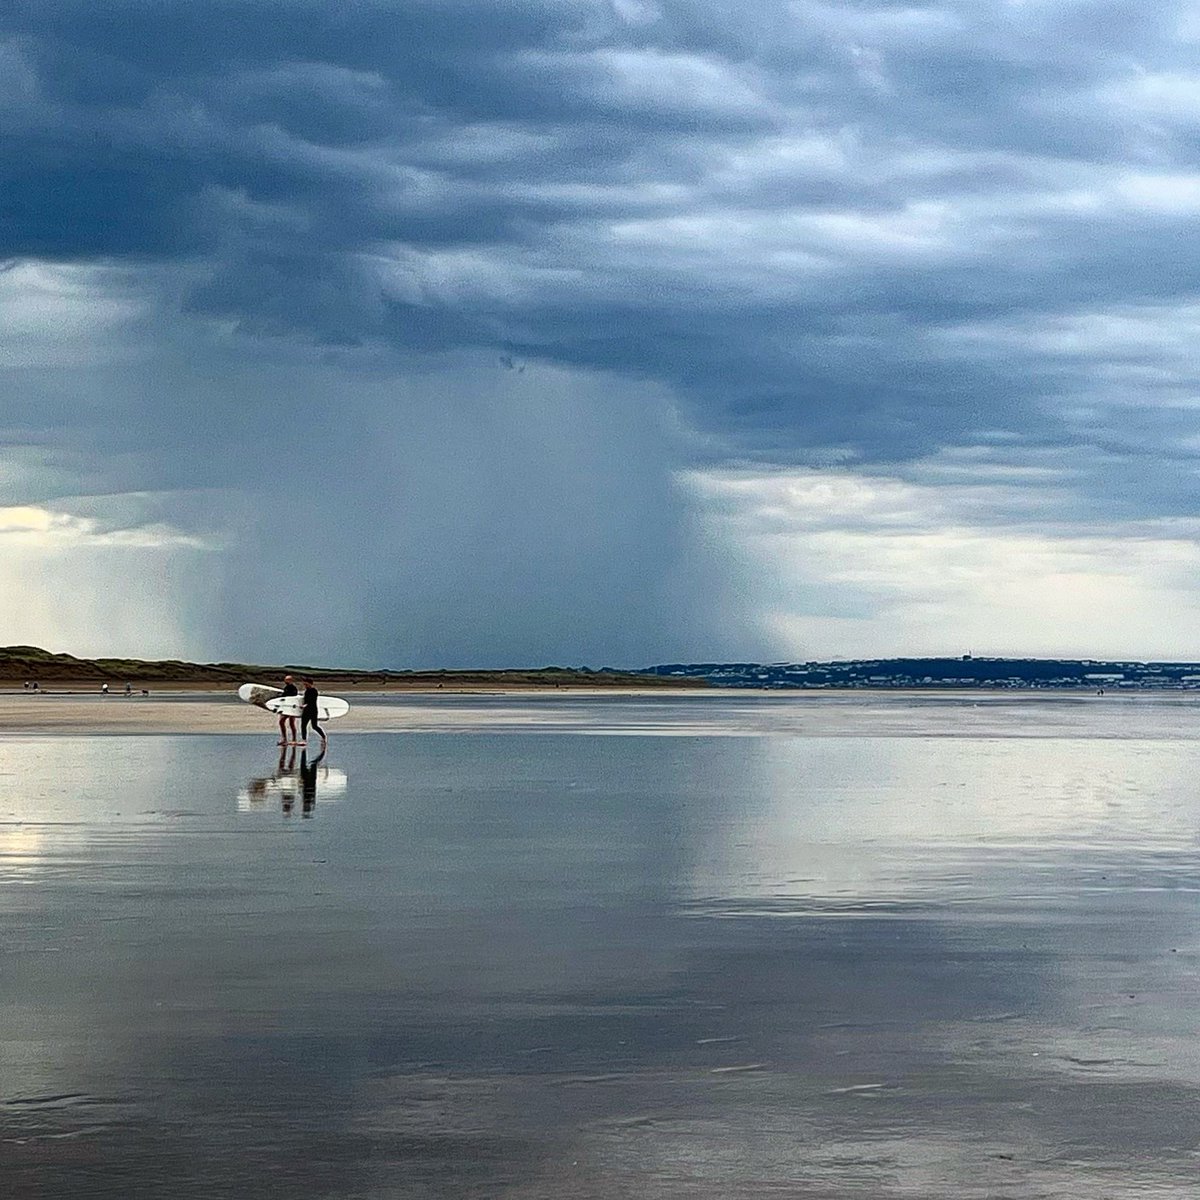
[3,699,1200,1197]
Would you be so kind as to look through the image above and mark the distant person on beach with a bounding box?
[278,674,299,746]
[300,677,327,749]
[101,683,109,694]
[124,681,132,697]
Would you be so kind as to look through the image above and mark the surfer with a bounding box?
[278,674,299,746]
[299,677,327,749]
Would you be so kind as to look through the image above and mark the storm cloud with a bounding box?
[4,1,1200,662]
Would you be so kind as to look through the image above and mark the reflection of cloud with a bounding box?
[6,727,1200,1192]
[0,821,46,879]
[684,736,1200,912]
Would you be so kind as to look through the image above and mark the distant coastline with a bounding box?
[8,647,1200,694]
[0,646,708,692]
[645,656,1200,690]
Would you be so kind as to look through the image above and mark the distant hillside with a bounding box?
[0,646,708,691]
[643,656,1200,690]
[22,647,1199,693]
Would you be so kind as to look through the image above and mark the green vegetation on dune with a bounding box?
[0,647,706,689]
[0,647,247,683]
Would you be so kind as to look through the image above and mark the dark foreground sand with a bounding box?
[4,715,1200,1198]
[7,700,1200,1195]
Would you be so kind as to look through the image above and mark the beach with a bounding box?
[4,687,1200,738]
[4,693,1200,1197]
[0,690,720,735]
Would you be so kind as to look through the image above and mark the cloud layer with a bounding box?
[5,1,1200,661]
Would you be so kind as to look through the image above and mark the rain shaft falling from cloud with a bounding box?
[5,2,1200,661]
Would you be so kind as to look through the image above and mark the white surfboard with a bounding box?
[265,694,350,721]
[238,683,284,709]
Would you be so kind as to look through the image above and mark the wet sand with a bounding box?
[0,690,716,735]
[4,698,1200,1196]
[4,688,1200,738]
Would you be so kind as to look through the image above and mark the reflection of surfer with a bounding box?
[237,747,344,816]
[300,748,325,816]
[278,674,299,746]
[251,746,295,801]
[278,744,299,813]
[300,677,327,749]
[238,746,297,810]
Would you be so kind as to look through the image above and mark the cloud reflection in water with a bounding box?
[2,714,1199,1197]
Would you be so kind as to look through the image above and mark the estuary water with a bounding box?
[3,694,1200,1197]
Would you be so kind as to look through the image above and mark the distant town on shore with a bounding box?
[7,646,1200,692]
[644,655,1200,690]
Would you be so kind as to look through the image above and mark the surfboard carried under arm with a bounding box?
[266,694,350,722]
[238,683,285,709]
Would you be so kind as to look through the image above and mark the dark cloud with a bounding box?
[5,1,1200,658]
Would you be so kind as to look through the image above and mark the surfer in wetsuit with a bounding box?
[300,677,327,749]
[278,674,299,746]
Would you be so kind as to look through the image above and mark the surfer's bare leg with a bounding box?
[277,714,288,745]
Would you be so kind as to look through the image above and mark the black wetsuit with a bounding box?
[282,682,298,698]
[301,685,325,741]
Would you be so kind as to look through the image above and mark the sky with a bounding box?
[5,0,1200,667]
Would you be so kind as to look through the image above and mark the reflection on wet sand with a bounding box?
[237,746,348,816]
[3,717,1200,1198]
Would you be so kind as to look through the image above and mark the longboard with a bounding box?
[238,683,284,709]
[265,694,350,721]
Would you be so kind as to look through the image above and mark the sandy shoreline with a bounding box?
[0,691,704,735]
[2,688,1198,738]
